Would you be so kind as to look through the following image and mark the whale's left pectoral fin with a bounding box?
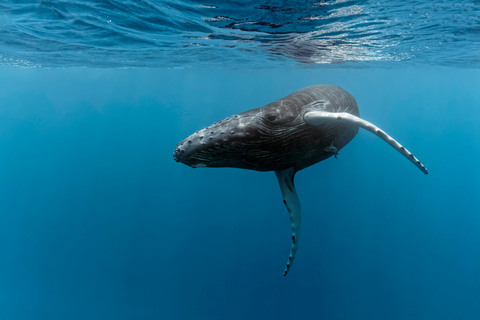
[304,111,428,174]
[275,168,301,276]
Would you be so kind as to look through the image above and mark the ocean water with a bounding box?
[1,2,480,320]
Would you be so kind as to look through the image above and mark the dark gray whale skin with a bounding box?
[173,85,360,172]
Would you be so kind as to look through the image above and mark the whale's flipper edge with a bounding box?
[304,111,428,175]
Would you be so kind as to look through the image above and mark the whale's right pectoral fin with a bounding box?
[304,111,428,174]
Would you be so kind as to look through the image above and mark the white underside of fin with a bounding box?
[304,111,428,174]
[275,168,301,276]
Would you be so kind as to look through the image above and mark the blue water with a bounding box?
[1,2,480,320]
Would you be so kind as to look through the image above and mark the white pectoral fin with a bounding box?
[304,111,428,174]
[275,168,301,276]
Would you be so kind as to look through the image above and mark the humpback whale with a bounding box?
[173,85,427,276]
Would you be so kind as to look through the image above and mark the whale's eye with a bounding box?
[265,113,277,122]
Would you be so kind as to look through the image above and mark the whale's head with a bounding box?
[174,85,360,172]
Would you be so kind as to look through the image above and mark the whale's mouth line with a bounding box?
[175,119,345,172]
[174,106,356,172]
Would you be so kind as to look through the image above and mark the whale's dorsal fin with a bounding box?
[304,111,428,174]
[275,168,301,276]
[324,140,338,159]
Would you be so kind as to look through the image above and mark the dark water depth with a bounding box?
[1,67,480,319]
